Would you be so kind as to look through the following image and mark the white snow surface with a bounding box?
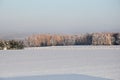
[0,46,120,80]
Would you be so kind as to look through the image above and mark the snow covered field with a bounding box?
[0,46,120,80]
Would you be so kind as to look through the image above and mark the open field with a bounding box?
[0,46,120,80]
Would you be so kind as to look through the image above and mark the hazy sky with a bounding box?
[0,0,120,34]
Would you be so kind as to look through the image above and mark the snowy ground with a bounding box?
[0,46,120,80]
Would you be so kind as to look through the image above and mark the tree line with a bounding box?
[0,32,120,50]
[25,33,120,47]
[0,40,24,50]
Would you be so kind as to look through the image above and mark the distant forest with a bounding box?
[0,32,120,50]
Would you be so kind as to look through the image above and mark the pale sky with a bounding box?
[0,0,120,34]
